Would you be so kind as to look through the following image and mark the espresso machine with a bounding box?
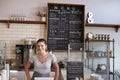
[15,38,36,68]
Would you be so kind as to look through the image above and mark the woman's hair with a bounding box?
[36,38,47,45]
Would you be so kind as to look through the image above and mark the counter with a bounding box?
[10,68,91,80]
[10,70,55,80]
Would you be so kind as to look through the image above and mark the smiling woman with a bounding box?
[25,38,59,80]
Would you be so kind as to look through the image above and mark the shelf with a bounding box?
[86,23,120,32]
[85,38,115,80]
[87,56,108,58]
[0,20,46,28]
[87,56,114,58]
[96,72,108,75]
[85,39,114,42]
[88,69,108,75]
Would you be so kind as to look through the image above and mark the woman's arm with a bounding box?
[53,62,59,80]
[25,61,32,80]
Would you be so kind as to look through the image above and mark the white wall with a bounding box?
[0,0,120,24]
[0,0,120,70]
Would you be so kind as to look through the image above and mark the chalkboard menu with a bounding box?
[67,61,84,80]
[47,3,85,50]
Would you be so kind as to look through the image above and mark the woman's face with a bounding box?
[36,41,47,52]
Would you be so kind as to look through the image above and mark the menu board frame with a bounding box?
[47,3,85,51]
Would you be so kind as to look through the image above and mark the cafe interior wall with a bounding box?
[0,0,120,70]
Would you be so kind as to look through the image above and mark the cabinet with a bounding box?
[85,39,115,80]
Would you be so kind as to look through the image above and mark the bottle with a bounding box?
[107,35,110,40]
[96,64,101,73]
[10,14,14,20]
[101,34,103,40]
[104,35,106,40]
[98,34,100,40]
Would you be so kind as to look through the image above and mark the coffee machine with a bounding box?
[15,38,36,68]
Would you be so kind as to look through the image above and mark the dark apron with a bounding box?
[32,71,50,80]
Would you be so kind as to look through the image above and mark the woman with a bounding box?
[25,39,59,80]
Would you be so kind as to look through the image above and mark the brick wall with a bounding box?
[0,23,46,59]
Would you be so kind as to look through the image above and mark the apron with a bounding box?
[32,71,50,80]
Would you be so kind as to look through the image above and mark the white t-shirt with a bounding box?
[29,53,57,74]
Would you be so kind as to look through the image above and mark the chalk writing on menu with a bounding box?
[48,3,85,50]
[67,61,84,80]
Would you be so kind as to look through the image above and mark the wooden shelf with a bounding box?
[0,20,46,28]
[86,23,120,32]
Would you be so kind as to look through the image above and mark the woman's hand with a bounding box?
[25,61,32,80]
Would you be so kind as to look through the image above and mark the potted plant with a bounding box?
[37,11,46,21]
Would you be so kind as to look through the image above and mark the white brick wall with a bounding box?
[0,23,46,59]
